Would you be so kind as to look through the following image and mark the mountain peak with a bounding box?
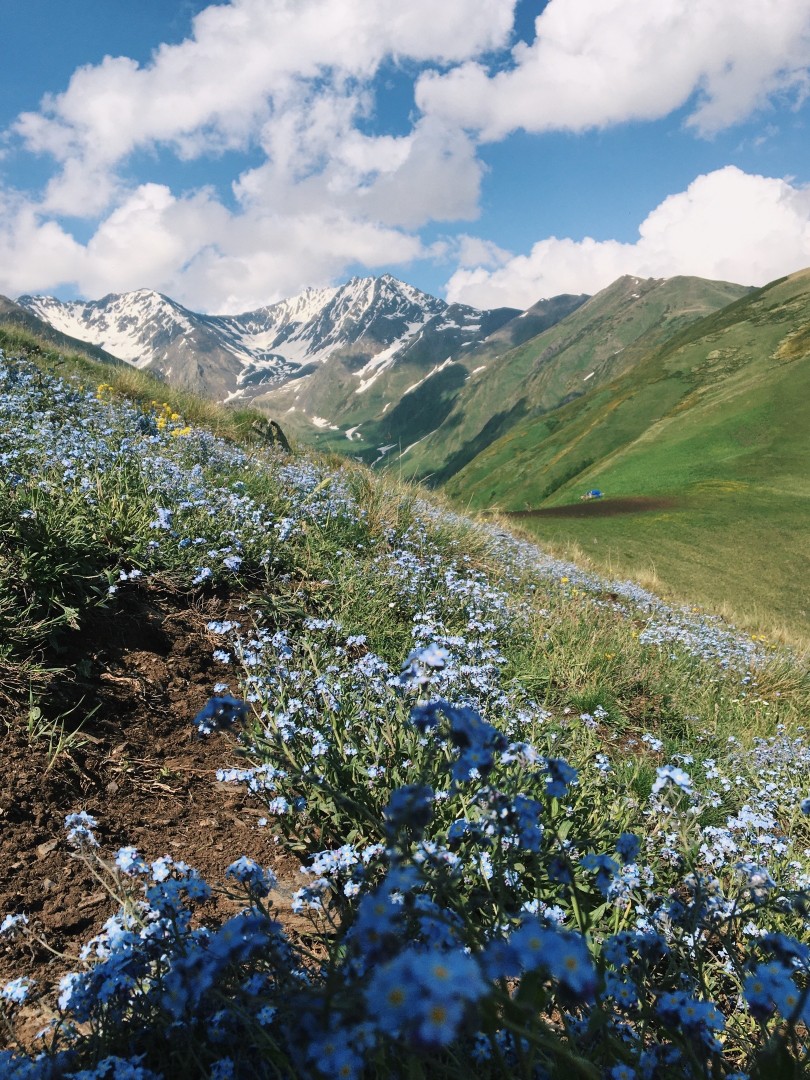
[16,274,515,396]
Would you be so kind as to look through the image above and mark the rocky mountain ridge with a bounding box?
[17,275,521,404]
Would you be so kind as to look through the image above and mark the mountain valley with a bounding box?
[7,266,810,635]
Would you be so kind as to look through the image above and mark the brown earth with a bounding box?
[0,583,311,1047]
[507,496,680,519]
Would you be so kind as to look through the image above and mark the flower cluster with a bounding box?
[2,349,809,1079]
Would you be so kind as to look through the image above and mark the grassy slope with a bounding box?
[398,275,749,484]
[249,299,588,462]
[4,338,810,1077]
[447,270,810,641]
[0,321,275,445]
[3,324,804,740]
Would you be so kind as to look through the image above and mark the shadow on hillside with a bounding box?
[507,496,681,519]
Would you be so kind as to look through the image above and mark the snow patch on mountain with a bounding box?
[402,357,456,397]
[19,290,191,368]
[17,274,520,407]
[354,321,426,394]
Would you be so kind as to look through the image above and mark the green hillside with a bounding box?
[4,336,810,1080]
[398,274,749,484]
[249,303,520,455]
[3,341,810,1080]
[251,295,588,462]
[445,268,810,639]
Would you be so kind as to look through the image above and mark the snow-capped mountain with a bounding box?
[17,276,518,404]
[17,289,246,399]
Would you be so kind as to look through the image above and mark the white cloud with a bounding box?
[452,234,512,269]
[417,0,810,140]
[80,184,231,299]
[14,0,516,216]
[5,1,810,314]
[445,167,810,309]
[175,213,428,313]
[236,111,484,230]
[0,180,430,313]
[8,165,810,315]
[3,0,521,308]
[2,0,514,307]
[0,189,86,297]
[41,159,124,219]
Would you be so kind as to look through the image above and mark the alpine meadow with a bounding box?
[3,1,810,1078]
[412,269,810,645]
[0,295,809,1078]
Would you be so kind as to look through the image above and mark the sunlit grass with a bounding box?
[2,344,810,1079]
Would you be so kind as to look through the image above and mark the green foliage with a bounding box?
[443,268,810,642]
[3,344,810,1079]
[24,694,94,772]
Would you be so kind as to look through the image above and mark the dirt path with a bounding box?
[0,585,308,1045]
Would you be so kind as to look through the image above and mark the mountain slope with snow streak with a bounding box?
[18,276,518,406]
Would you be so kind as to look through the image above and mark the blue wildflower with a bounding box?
[547,855,574,885]
[398,644,450,688]
[192,695,249,735]
[0,914,28,938]
[603,971,639,1010]
[771,977,808,1023]
[736,862,776,904]
[580,852,620,895]
[384,786,434,842]
[415,996,465,1048]
[609,1066,636,1080]
[539,930,597,1001]
[651,764,693,797]
[65,811,99,848]
[615,832,641,864]
[307,1031,363,1080]
[544,757,578,798]
[365,954,421,1034]
[115,847,147,876]
[1,978,31,1005]
[150,507,173,530]
[225,856,277,898]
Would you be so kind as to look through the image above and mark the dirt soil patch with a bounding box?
[508,496,681,519]
[0,584,310,1046]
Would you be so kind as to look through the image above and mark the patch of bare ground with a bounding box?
[0,584,311,1047]
[508,496,680,519]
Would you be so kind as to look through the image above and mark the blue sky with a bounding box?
[2,0,810,313]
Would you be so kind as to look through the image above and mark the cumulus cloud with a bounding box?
[0,179,431,313]
[236,110,484,230]
[452,234,513,270]
[10,166,806,314]
[445,168,810,309]
[15,0,515,216]
[0,188,87,297]
[173,212,428,313]
[4,1,810,313]
[2,0,521,308]
[80,184,231,300]
[417,0,810,139]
